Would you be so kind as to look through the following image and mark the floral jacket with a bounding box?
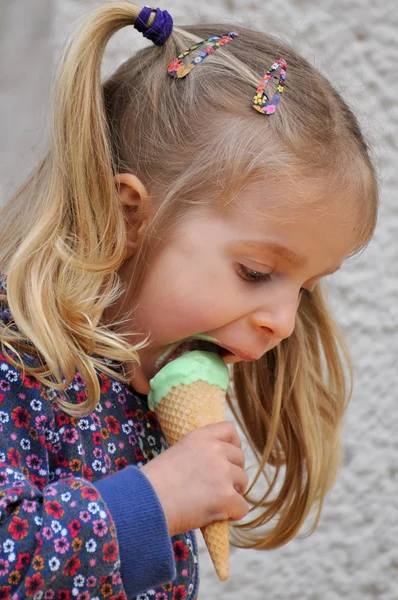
[0,275,199,600]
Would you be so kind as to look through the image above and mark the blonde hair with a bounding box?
[0,2,378,550]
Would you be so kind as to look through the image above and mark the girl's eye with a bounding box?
[238,264,313,297]
[237,264,272,284]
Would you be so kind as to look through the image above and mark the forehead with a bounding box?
[221,178,362,266]
[228,175,359,219]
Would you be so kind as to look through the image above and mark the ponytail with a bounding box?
[0,3,162,415]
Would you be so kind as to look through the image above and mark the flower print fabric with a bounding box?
[0,275,199,600]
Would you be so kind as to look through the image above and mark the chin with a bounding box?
[129,369,151,395]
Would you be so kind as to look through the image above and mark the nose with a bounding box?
[251,296,298,341]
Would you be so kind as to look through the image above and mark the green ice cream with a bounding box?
[148,350,230,411]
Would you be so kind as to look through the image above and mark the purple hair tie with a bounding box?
[134,6,173,46]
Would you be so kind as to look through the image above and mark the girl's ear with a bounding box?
[115,173,150,259]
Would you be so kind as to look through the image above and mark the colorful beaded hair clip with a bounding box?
[252,58,287,115]
[168,31,239,79]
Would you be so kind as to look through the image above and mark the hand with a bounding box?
[141,421,249,538]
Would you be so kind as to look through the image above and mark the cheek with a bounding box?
[135,270,214,338]
[136,257,234,338]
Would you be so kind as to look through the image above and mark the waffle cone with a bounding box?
[155,379,229,581]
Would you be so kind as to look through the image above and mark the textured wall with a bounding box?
[1,1,397,598]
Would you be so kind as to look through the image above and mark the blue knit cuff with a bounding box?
[94,465,176,597]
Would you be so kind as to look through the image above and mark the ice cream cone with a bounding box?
[149,351,230,581]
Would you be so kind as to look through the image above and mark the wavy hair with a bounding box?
[0,2,378,549]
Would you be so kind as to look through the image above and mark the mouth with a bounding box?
[154,339,239,374]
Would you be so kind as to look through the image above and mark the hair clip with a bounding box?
[252,58,287,115]
[168,31,239,79]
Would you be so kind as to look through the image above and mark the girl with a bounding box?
[0,2,378,599]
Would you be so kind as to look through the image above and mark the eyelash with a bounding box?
[237,265,311,297]
[237,264,271,283]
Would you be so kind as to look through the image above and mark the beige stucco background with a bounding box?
[1,1,397,598]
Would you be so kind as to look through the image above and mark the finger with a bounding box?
[230,463,250,496]
[207,421,243,449]
[220,441,246,470]
[228,491,250,522]
[228,496,249,522]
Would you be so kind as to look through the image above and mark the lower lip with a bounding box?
[222,354,242,365]
[223,346,258,362]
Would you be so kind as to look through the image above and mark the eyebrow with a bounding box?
[238,240,307,266]
[237,240,341,276]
